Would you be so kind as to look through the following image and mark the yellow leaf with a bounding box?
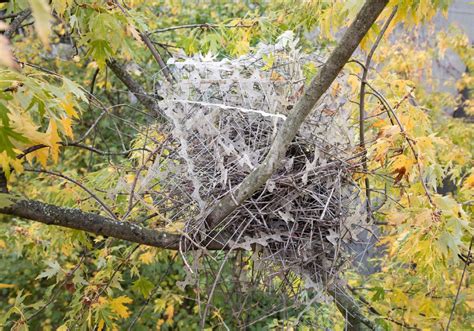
[29,0,52,47]
[387,211,406,225]
[0,239,6,249]
[0,152,24,178]
[60,95,79,118]
[139,251,154,265]
[110,296,133,318]
[97,318,105,331]
[370,139,391,164]
[379,125,400,139]
[0,283,16,289]
[51,0,72,16]
[46,120,61,163]
[156,319,165,329]
[390,154,414,182]
[463,171,474,190]
[27,147,49,168]
[8,110,47,144]
[56,325,68,331]
[165,304,174,322]
[60,116,74,139]
[127,24,143,44]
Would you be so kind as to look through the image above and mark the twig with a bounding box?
[111,0,174,83]
[365,82,435,207]
[358,6,398,219]
[446,238,473,330]
[24,168,118,220]
[148,22,255,34]
[0,12,20,20]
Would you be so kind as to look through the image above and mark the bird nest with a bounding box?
[126,32,366,298]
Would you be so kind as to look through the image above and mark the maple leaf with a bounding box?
[392,166,406,184]
[110,296,133,318]
[36,261,61,279]
[462,172,474,190]
[60,116,74,139]
[390,154,414,183]
[139,251,154,265]
[60,94,79,119]
[46,120,61,163]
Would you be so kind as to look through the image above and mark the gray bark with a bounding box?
[106,58,163,117]
[0,198,223,250]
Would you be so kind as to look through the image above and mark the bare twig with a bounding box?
[365,82,435,206]
[446,238,473,330]
[148,22,255,34]
[24,168,118,220]
[359,6,398,219]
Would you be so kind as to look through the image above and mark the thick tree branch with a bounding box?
[329,285,375,330]
[0,198,223,250]
[106,58,162,117]
[4,9,31,39]
[205,0,389,229]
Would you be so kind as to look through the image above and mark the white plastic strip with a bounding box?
[168,99,287,120]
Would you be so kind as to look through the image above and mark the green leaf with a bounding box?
[36,261,62,280]
[371,286,385,301]
[132,276,154,298]
[87,40,113,69]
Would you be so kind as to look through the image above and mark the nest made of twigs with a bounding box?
[121,32,366,297]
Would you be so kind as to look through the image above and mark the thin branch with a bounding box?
[24,168,118,220]
[365,82,435,207]
[446,238,473,330]
[148,22,255,34]
[140,32,174,83]
[111,0,174,83]
[0,12,21,20]
[359,6,398,219]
